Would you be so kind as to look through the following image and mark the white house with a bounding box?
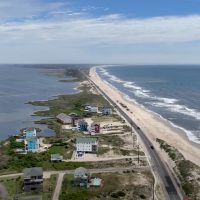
[76,137,98,153]
[85,105,98,113]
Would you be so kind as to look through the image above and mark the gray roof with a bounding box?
[76,137,97,143]
[78,120,88,125]
[102,106,112,110]
[51,154,63,160]
[91,123,100,126]
[69,112,78,117]
[57,113,72,123]
[74,167,89,178]
[23,167,43,178]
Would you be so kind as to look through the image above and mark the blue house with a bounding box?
[24,128,40,152]
[24,128,37,139]
[78,120,88,131]
[26,138,40,152]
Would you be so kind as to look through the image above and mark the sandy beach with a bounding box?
[90,67,200,166]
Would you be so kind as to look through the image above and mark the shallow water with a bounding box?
[0,65,78,140]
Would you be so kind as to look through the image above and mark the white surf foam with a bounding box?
[151,102,200,120]
[99,67,125,83]
[124,93,200,143]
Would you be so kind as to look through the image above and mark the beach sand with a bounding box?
[90,67,200,166]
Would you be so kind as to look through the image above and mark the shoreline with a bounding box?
[90,66,200,166]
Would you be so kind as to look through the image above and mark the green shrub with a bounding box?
[111,191,126,198]
[182,182,194,195]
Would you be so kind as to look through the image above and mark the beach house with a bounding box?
[25,138,40,152]
[23,167,43,192]
[24,128,40,152]
[56,113,72,124]
[50,154,63,162]
[78,120,88,131]
[84,104,99,113]
[24,128,37,138]
[89,123,100,135]
[74,167,90,187]
[102,106,113,116]
[76,137,98,153]
[90,178,102,187]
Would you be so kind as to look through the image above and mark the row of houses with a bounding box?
[56,105,112,126]
[56,113,101,134]
[84,104,112,115]
[22,166,101,192]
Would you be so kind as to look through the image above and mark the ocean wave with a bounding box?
[124,93,200,144]
[167,121,200,144]
[99,67,125,83]
[124,94,137,104]
[154,97,178,104]
[151,102,200,120]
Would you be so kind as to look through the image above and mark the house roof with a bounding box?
[102,106,112,110]
[78,120,88,125]
[74,167,89,178]
[84,103,98,107]
[91,123,100,126]
[51,154,63,160]
[90,178,102,186]
[23,167,43,178]
[56,113,72,121]
[26,138,39,144]
[69,112,78,117]
[76,137,97,143]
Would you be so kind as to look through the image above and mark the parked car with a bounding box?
[150,145,154,150]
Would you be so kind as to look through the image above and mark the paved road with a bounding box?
[86,72,183,200]
[0,166,148,199]
[0,166,148,179]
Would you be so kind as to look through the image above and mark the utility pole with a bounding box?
[137,144,140,164]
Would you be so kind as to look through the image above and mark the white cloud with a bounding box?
[1,14,200,45]
[0,1,200,63]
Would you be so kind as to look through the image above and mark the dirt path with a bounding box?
[52,172,65,200]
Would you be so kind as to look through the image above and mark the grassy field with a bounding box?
[43,174,57,200]
[91,115,121,123]
[60,171,154,200]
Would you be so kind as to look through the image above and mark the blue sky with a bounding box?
[0,0,200,64]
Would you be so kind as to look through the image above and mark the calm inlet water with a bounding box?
[97,65,200,144]
[0,65,78,140]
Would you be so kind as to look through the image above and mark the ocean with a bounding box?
[0,65,78,140]
[96,65,200,144]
